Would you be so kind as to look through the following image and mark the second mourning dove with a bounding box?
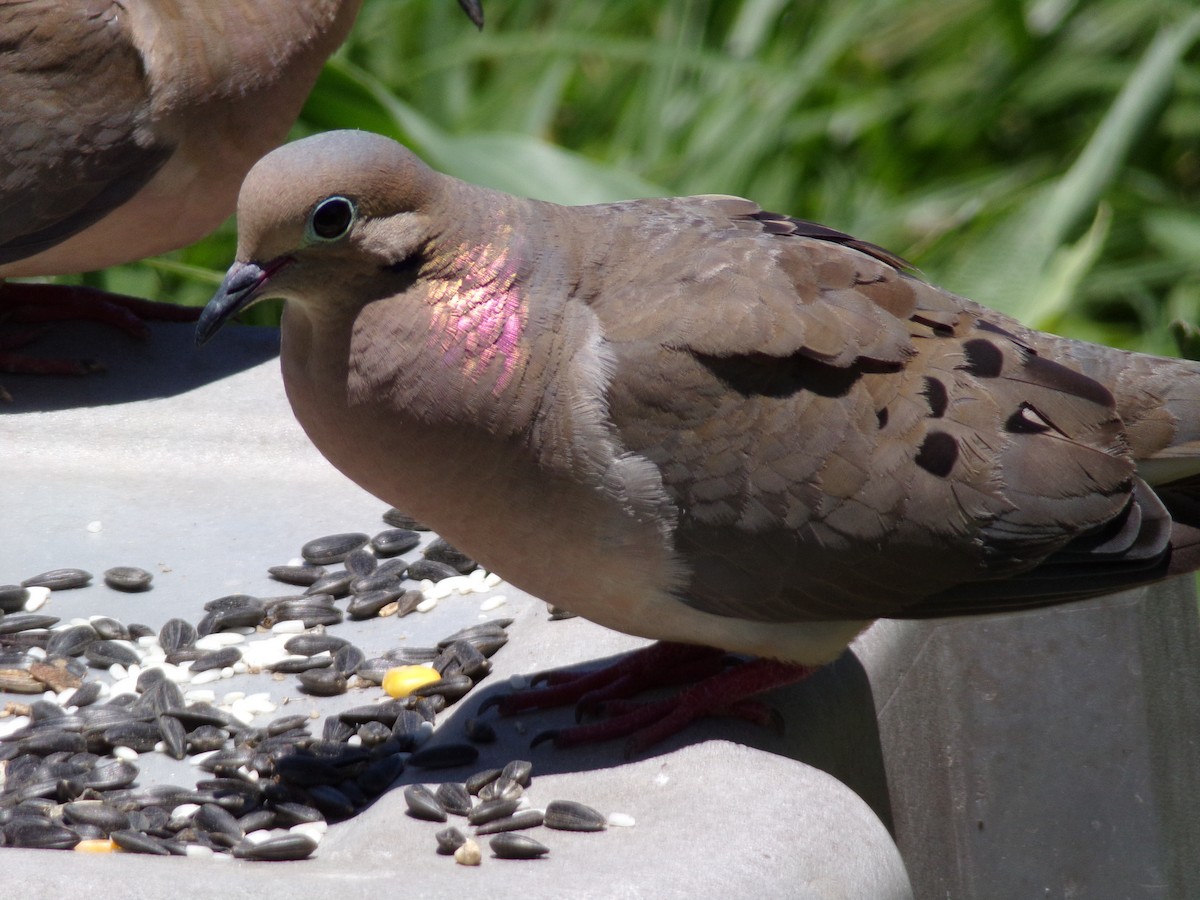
[0,0,482,379]
[198,131,1200,752]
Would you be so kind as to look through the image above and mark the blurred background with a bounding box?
[37,0,1200,354]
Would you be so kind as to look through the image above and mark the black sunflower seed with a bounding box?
[489,833,549,860]
[370,529,421,557]
[21,569,91,591]
[103,567,153,592]
[404,784,447,822]
[301,533,370,566]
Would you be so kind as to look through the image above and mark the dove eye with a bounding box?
[308,196,356,242]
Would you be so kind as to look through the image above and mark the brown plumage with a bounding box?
[0,0,367,277]
[197,130,1200,671]
[0,1,481,383]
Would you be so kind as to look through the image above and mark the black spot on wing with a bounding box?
[960,339,1004,378]
[922,376,948,418]
[876,407,889,429]
[696,351,900,400]
[915,431,958,477]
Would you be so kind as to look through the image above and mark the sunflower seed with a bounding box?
[413,673,473,704]
[103,567,153,592]
[355,720,391,748]
[422,539,477,574]
[6,819,81,849]
[284,634,349,656]
[478,776,522,803]
[501,759,533,788]
[402,784,447,822]
[0,613,59,634]
[62,800,130,833]
[338,700,407,728]
[111,828,171,855]
[186,724,229,753]
[232,831,318,861]
[474,809,545,835]
[381,509,429,531]
[21,569,91,591]
[190,647,242,673]
[435,826,467,855]
[347,588,404,620]
[296,669,347,697]
[268,564,326,586]
[157,715,187,760]
[0,586,29,613]
[272,598,342,629]
[435,782,473,817]
[84,759,138,791]
[544,800,607,832]
[102,721,162,752]
[84,640,139,668]
[45,624,97,658]
[67,681,102,707]
[489,833,549,860]
[405,559,461,583]
[267,656,331,675]
[343,549,377,578]
[159,618,197,656]
[304,571,353,598]
[370,529,421,557]
[467,797,520,826]
[301,533,370,566]
[465,768,502,796]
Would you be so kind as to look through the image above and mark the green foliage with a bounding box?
[40,0,1200,348]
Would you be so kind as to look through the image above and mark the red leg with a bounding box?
[0,282,200,383]
[488,641,816,757]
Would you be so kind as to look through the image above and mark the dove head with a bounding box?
[196,130,444,345]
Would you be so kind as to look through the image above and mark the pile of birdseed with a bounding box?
[0,508,627,861]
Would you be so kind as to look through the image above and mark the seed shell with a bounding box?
[474,809,544,835]
[21,568,92,591]
[297,669,348,697]
[544,800,607,832]
[435,826,467,855]
[301,533,370,565]
[404,784,447,822]
[489,833,549,860]
[103,567,153,592]
[232,832,319,861]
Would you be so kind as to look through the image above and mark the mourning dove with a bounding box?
[0,0,482,380]
[197,130,1200,749]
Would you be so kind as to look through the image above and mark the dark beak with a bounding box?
[195,260,286,347]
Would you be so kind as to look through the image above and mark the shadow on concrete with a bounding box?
[377,646,893,832]
[0,321,279,413]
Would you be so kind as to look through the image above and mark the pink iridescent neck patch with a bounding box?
[425,239,526,395]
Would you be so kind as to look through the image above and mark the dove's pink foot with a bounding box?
[489,641,814,757]
[0,282,201,383]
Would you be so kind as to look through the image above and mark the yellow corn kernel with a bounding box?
[75,838,117,853]
[382,665,441,698]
